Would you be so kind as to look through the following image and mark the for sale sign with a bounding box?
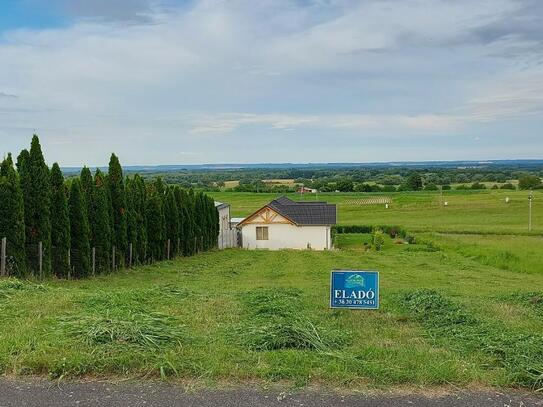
[330,270,379,309]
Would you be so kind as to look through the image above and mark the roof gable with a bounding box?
[239,196,336,227]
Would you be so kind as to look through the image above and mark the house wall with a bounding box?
[240,223,331,250]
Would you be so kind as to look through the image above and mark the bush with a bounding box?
[372,230,385,251]
[470,182,486,190]
[500,183,516,190]
[332,225,373,234]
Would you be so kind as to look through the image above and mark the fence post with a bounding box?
[1,237,6,276]
[112,245,116,272]
[167,239,171,260]
[38,241,43,279]
[177,238,180,257]
[92,247,96,276]
[129,243,133,268]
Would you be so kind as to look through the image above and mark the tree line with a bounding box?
[112,164,543,191]
[0,135,219,279]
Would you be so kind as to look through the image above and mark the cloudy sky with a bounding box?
[0,0,542,166]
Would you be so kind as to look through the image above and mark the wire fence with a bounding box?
[0,237,198,279]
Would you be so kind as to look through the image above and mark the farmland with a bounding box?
[211,189,542,234]
[0,190,542,391]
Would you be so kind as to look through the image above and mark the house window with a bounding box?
[256,226,269,240]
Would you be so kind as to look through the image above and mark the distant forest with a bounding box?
[125,163,543,193]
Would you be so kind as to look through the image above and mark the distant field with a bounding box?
[223,180,240,188]
[210,190,542,234]
[261,178,296,185]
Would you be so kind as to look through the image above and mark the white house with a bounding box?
[236,196,336,250]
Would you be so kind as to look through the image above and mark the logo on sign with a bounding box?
[330,270,379,309]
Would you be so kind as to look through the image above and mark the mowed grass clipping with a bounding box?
[237,288,346,352]
[400,290,543,390]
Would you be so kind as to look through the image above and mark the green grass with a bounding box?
[1,189,542,389]
[1,238,543,389]
[400,290,543,390]
[210,189,543,234]
[420,233,543,274]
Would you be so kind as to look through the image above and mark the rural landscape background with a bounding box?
[1,0,543,403]
[1,138,542,392]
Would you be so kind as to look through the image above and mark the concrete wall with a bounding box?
[240,223,331,250]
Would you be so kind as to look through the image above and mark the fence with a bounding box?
[218,229,240,249]
[0,233,234,278]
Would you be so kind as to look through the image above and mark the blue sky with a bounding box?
[0,0,542,166]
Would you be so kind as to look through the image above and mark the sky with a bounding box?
[0,0,542,166]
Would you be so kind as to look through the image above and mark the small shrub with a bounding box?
[372,230,385,251]
[405,235,416,244]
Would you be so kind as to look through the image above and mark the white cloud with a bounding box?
[189,112,463,135]
[0,0,541,164]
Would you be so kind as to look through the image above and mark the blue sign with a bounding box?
[330,270,379,309]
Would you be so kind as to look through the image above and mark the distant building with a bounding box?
[297,186,317,194]
[236,196,336,250]
[230,217,245,229]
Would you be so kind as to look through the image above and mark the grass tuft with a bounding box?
[500,291,543,315]
[0,278,47,299]
[237,288,346,352]
[61,311,185,349]
[400,289,543,390]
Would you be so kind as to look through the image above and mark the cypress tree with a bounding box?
[80,166,94,240]
[108,154,127,266]
[125,177,138,264]
[186,189,197,255]
[133,175,147,263]
[92,170,111,273]
[50,163,70,278]
[145,191,164,262]
[173,186,184,256]
[193,191,205,252]
[0,154,26,276]
[18,136,52,277]
[164,187,180,257]
[69,179,91,278]
[206,195,219,250]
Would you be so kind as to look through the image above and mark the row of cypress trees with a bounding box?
[0,135,220,279]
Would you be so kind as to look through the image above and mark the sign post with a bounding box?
[330,270,379,309]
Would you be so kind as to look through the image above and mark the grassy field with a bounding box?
[1,189,542,391]
[1,240,542,390]
[210,190,542,234]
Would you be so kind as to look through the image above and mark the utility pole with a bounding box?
[529,190,533,232]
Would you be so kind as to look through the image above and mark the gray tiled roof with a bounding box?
[268,196,336,226]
